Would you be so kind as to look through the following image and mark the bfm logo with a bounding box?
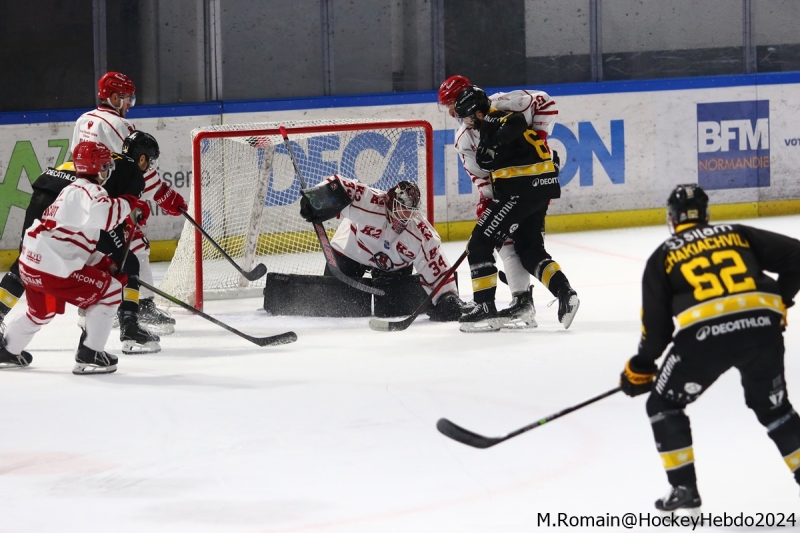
[697,100,770,190]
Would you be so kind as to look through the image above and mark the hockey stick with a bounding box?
[133,276,297,347]
[436,386,622,449]
[178,207,267,282]
[369,249,468,332]
[278,125,384,296]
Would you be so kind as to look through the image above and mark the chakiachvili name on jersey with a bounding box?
[695,315,773,341]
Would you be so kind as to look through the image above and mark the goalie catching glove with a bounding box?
[620,355,658,397]
[299,177,353,224]
[427,292,466,322]
[153,182,188,216]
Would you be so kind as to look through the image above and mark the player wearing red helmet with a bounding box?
[0,141,150,374]
[441,75,561,330]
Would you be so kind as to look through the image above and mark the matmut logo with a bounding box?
[697,100,769,190]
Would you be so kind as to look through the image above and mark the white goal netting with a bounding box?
[158,119,433,308]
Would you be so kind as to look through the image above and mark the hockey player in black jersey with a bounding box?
[0,132,161,355]
[453,86,579,332]
[620,183,800,511]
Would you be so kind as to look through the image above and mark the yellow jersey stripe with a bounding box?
[784,447,800,472]
[472,273,498,292]
[0,287,20,307]
[660,446,694,470]
[491,161,556,179]
[676,292,785,329]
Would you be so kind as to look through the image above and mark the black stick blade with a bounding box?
[253,331,298,346]
[242,263,268,281]
[436,418,503,449]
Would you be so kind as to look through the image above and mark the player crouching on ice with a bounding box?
[0,142,150,374]
[298,175,466,322]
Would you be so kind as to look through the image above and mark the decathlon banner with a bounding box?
[1,72,800,258]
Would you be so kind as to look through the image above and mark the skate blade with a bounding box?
[459,320,503,333]
[140,322,175,336]
[658,506,702,518]
[121,340,161,355]
[72,363,117,375]
[0,362,31,369]
[500,319,538,330]
[560,297,580,329]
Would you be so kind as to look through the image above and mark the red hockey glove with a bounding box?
[94,254,116,274]
[120,194,151,226]
[476,197,493,219]
[535,129,550,151]
[620,356,658,397]
[154,183,187,216]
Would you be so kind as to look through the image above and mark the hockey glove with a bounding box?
[153,183,187,216]
[299,196,320,223]
[93,255,127,286]
[476,143,500,170]
[120,195,151,226]
[476,196,493,219]
[427,292,464,322]
[620,356,658,397]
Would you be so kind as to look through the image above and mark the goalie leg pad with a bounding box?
[263,273,372,317]
[372,275,426,318]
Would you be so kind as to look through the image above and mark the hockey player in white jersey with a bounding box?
[299,175,465,322]
[72,72,137,151]
[0,141,150,374]
[72,73,186,334]
[438,74,559,329]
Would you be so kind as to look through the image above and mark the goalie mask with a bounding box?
[666,183,709,234]
[386,181,421,233]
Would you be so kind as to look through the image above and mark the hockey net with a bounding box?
[158,119,434,310]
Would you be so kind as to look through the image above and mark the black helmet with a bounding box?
[453,85,490,119]
[122,130,160,166]
[667,183,709,231]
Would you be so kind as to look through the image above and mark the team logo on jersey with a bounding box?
[697,100,770,190]
[416,221,433,242]
[372,251,394,271]
[509,223,519,234]
[361,225,382,239]
[396,241,415,259]
[87,121,94,129]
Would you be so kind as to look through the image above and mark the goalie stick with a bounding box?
[369,249,468,332]
[436,386,621,449]
[179,207,267,282]
[134,276,297,347]
[278,125,384,297]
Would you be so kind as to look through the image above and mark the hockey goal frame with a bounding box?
[189,120,435,310]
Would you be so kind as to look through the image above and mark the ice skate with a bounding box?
[459,301,502,333]
[654,485,702,515]
[73,344,118,374]
[0,346,32,368]
[556,287,579,329]
[138,298,175,335]
[119,311,161,354]
[497,286,537,330]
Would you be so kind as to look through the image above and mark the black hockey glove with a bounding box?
[620,355,658,397]
[476,143,499,170]
[299,196,320,223]
[427,292,464,322]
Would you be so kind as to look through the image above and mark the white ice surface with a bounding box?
[1,216,799,532]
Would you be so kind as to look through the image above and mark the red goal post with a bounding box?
[158,119,434,310]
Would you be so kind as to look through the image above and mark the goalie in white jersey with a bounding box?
[299,175,465,322]
[73,72,186,334]
[438,74,559,329]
